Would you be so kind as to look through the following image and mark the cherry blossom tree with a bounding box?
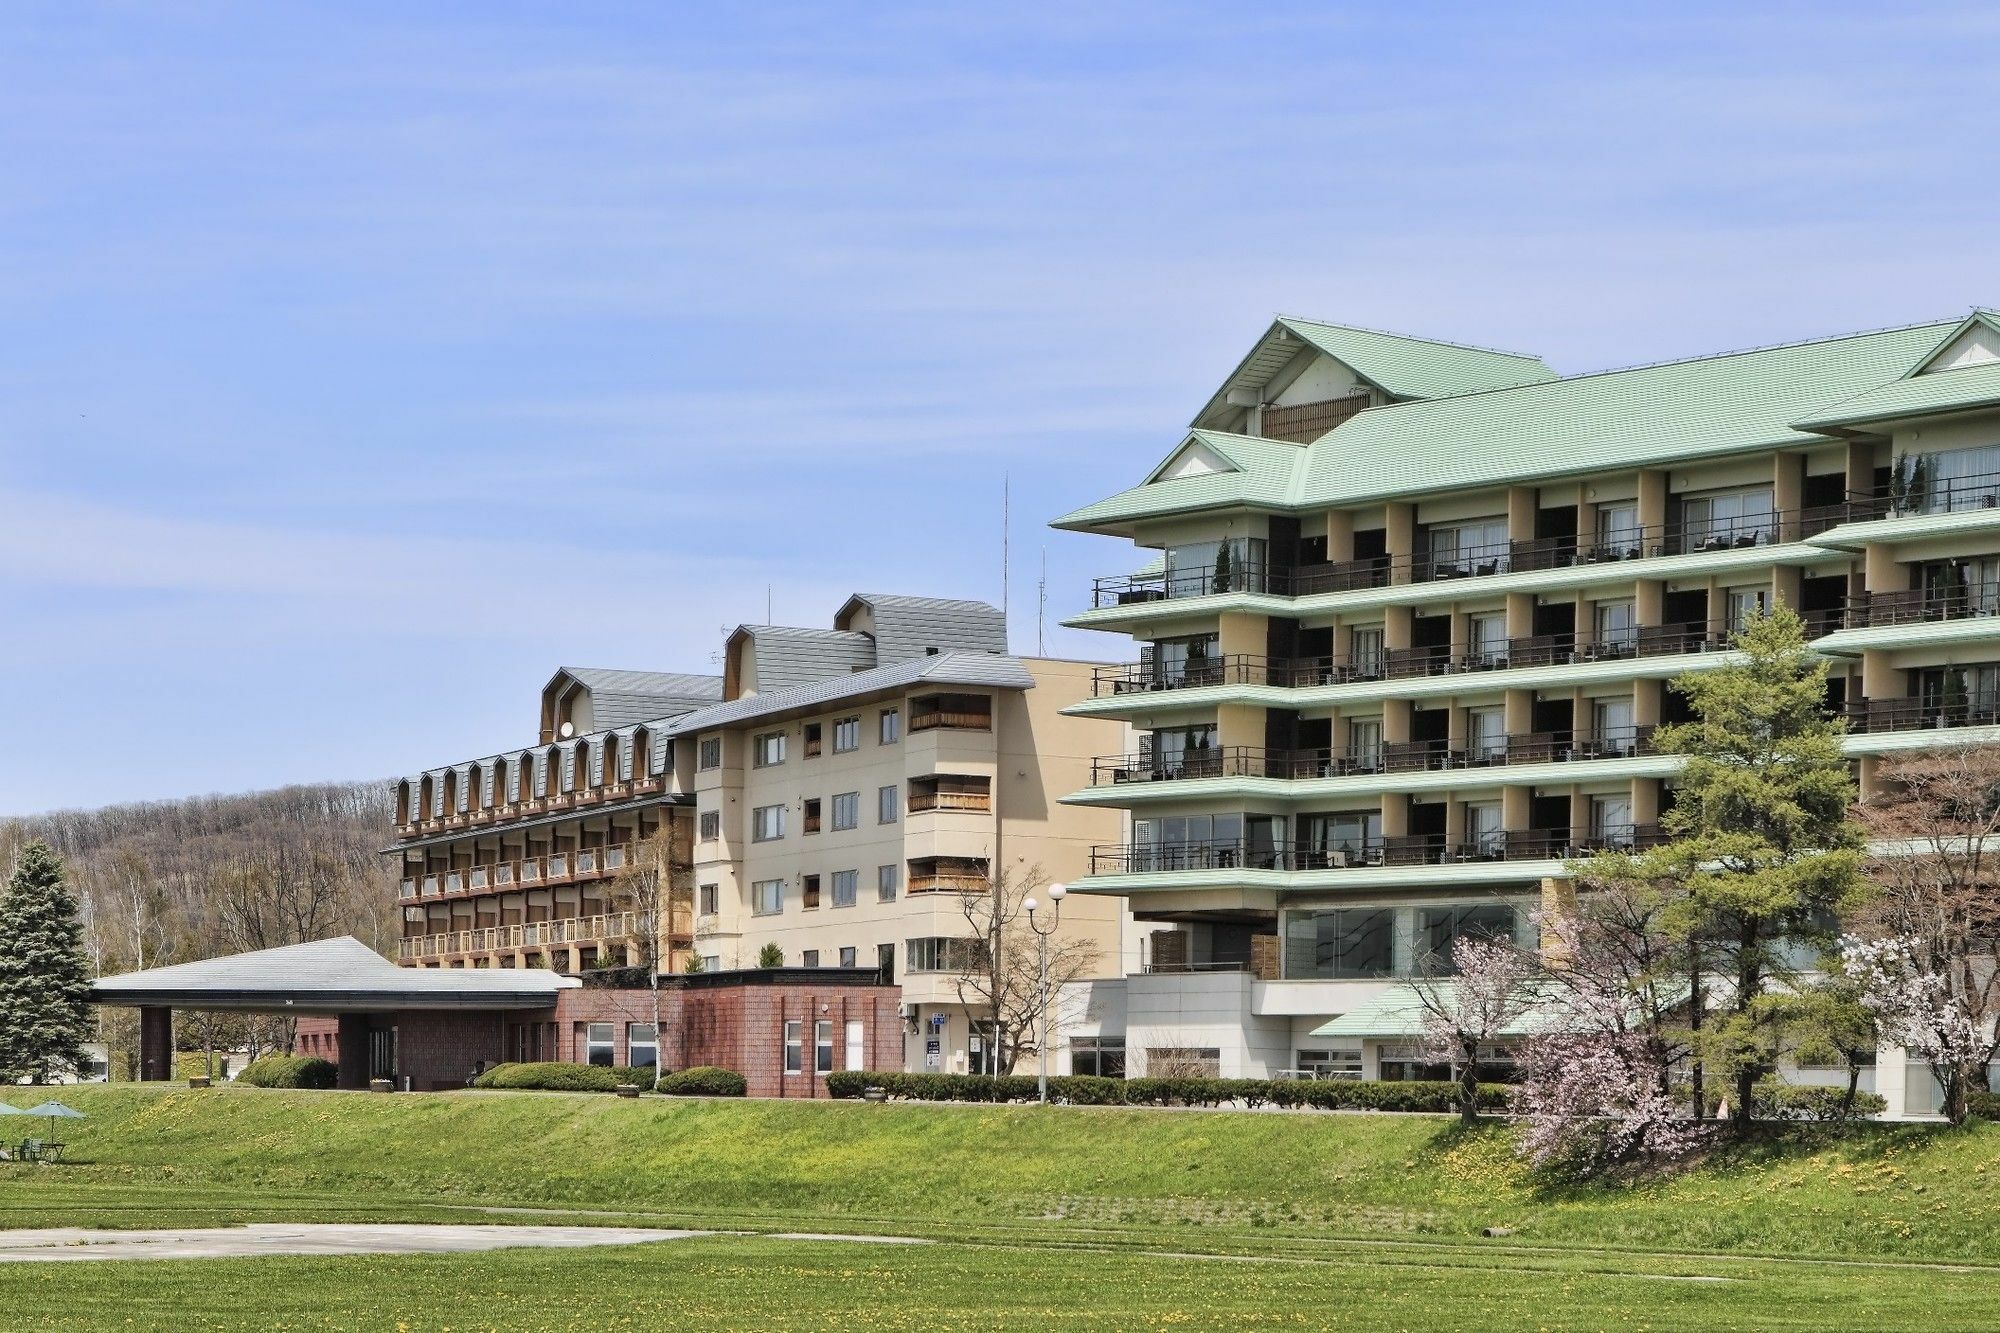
[1840,934,1990,1124]
[1411,935,1542,1124]
[1513,1032,1713,1177]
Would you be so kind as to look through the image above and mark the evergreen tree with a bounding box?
[1570,607,1867,1130]
[0,840,95,1084]
[757,942,785,968]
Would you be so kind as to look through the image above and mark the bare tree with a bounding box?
[609,824,693,1083]
[1410,935,1543,1123]
[1853,744,2000,1114]
[948,865,1101,1075]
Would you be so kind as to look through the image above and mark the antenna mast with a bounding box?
[1038,546,1047,656]
[1001,473,1011,647]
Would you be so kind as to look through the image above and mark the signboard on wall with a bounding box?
[924,1038,941,1070]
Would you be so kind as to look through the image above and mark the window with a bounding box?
[832,869,858,907]
[753,731,787,767]
[1300,811,1380,866]
[584,1022,615,1067]
[877,864,900,902]
[1346,718,1384,771]
[815,1019,835,1073]
[1427,519,1510,576]
[1591,794,1635,846]
[1680,487,1774,552]
[1070,1037,1126,1078]
[699,953,720,973]
[844,1018,865,1070]
[1349,626,1386,678]
[879,708,901,744]
[906,937,981,973]
[833,717,860,752]
[802,949,820,967]
[830,791,859,831]
[627,1023,658,1070]
[876,942,896,984]
[752,879,785,915]
[1892,444,2000,514]
[698,883,719,915]
[1141,634,1221,688]
[784,1020,803,1075]
[803,797,822,833]
[1165,537,1266,596]
[1146,1046,1221,1078]
[1596,502,1642,558]
[1465,707,1506,764]
[1594,599,1638,653]
[1594,696,1636,752]
[802,874,822,909]
[878,785,899,824]
[697,736,722,770]
[838,946,856,967]
[1418,903,1519,971]
[1284,907,1394,979]
[1726,586,1771,634]
[751,804,787,841]
[803,722,823,757]
[1467,613,1507,666]
[698,809,720,841]
[1464,802,1504,857]
[1295,1047,1363,1079]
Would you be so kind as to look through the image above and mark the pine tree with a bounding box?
[0,840,95,1084]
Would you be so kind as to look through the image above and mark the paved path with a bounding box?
[0,1223,708,1262]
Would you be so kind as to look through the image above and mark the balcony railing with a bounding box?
[1092,729,1656,788]
[1842,583,2000,629]
[909,708,993,732]
[397,909,648,962]
[907,788,992,813]
[1088,826,1665,875]
[1090,513,1808,609]
[1813,468,2000,528]
[1846,697,2000,734]
[404,842,634,900]
[908,871,991,894]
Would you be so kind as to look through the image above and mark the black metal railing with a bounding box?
[1846,697,2000,734]
[1842,582,2000,629]
[1089,825,1666,875]
[1091,727,1658,787]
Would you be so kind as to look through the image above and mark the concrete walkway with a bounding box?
[0,1223,708,1262]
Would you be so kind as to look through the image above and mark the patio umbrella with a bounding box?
[22,1102,84,1142]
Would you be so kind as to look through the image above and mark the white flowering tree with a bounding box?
[1840,935,1992,1124]
[1410,935,1541,1124]
[1512,1032,1714,1177]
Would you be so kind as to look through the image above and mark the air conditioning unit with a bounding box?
[897,1003,916,1020]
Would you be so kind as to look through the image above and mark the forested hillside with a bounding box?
[0,783,398,1071]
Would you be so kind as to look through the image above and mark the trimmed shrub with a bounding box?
[657,1066,747,1097]
[824,1071,1493,1112]
[612,1066,659,1091]
[472,1062,622,1093]
[1266,1078,1507,1113]
[1750,1081,1886,1122]
[236,1055,337,1090]
[1968,1091,2000,1121]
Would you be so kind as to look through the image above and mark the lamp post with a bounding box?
[1023,883,1066,1104]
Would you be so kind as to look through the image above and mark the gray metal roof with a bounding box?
[554,668,723,730]
[739,626,877,689]
[666,650,1034,737]
[844,593,1007,663]
[90,938,578,1014]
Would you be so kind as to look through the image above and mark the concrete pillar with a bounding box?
[1507,486,1537,544]
[1217,611,1265,660]
[1631,777,1660,826]
[337,1013,371,1091]
[1505,592,1534,640]
[1574,483,1598,548]
[1636,579,1664,628]
[1634,678,1663,727]
[1860,649,1901,700]
[1846,440,1877,499]
[1379,794,1409,839]
[1774,452,1805,541]
[1501,785,1531,832]
[1568,785,1590,845]
[1386,503,1416,585]
[1326,510,1354,564]
[1382,698,1412,745]
[1705,575,1726,641]
[1383,604,1413,652]
[1772,562,1803,610]
[139,1006,173,1082]
[1503,688,1534,736]
[1863,542,1903,594]
[1638,469,1669,536]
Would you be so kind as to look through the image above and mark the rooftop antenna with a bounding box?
[766,584,772,624]
[1001,473,1011,648]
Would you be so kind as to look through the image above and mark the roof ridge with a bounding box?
[1273,314,1547,363]
[1314,312,1970,427]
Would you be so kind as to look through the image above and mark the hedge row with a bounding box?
[1750,1081,1888,1122]
[236,1056,337,1089]
[656,1066,747,1097]
[1968,1091,2000,1120]
[824,1071,1506,1112]
[472,1062,656,1092]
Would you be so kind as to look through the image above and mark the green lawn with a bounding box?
[1,1085,1998,1330]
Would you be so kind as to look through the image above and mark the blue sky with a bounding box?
[3,3,1998,812]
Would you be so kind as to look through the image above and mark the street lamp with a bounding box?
[1024,882,1066,1104]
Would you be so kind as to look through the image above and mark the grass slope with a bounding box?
[6,1085,2000,1261]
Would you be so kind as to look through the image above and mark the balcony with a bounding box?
[397,909,648,963]
[1089,512,1804,610]
[1845,697,2000,734]
[1089,730,1657,788]
[907,776,992,813]
[1087,825,1665,875]
[910,694,993,732]
[1842,583,2000,630]
[908,856,990,894]
[404,842,636,900]
[1808,468,2000,530]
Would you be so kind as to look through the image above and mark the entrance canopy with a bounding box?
[90,937,577,1016]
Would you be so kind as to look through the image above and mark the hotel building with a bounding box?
[1051,309,2000,1109]
[391,592,1124,1075]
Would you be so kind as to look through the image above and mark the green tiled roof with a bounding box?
[1056,318,1961,532]
[1793,359,2000,432]
[1276,317,1557,400]
[1308,981,1552,1040]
